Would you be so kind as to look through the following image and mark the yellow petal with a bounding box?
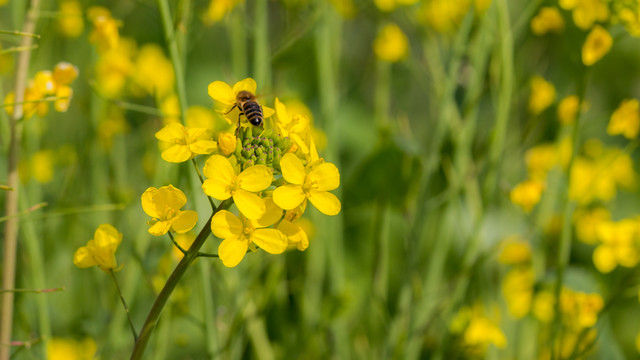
[54,86,73,112]
[273,185,306,210]
[141,187,161,218]
[73,246,97,268]
[208,81,236,104]
[187,127,212,141]
[263,105,275,119]
[593,245,617,273]
[232,78,257,95]
[233,189,266,219]
[171,210,198,233]
[155,123,185,143]
[275,98,289,124]
[202,178,232,200]
[278,220,309,250]
[161,144,192,163]
[252,197,283,228]
[94,224,122,250]
[157,185,188,210]
[238,165,273,192]
[218,237,249,267]
[250,228,288,254]
[203,155,235,183]
[212,210,243,239]
[280,153,305,185]
[189,140,218,155]
[149,220,172,236]
[308,190,341,215]
[310,162,340,191]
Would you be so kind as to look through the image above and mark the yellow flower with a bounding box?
[141,185,198,236]
[526,143,559,180]
[574,207,610,244]
[373,0,418,12]
[211,209,287,267]
[53,61,79,86]
[531,7,565,35]
[31,150,55,184]
[560,0,609,30]
[528,76,555,115]
[557,95,580,125]
[582,25,612,66]
[373,23,409,63]
[498,236,531,265]
[608,99,640,139]
[509,179,545,213]
[73,224,123,272]
[207,78,275,126]
[57,0,84,38]
[275,98,318,160]
[54,86,74,112]
[593,219,639,273]
[47,337,97,360]
[88,6,120,53]
[172,231,195,261]
[95,38,135,97]
[33,70,56,96]
[273,153,341,216]
[451,304,506,354]
[203,0,243,25]
[131,44,175,98]
[277,201,310,251]
[533,290,555,323]
[218,131,238,156]
[186,105,216,129]
[419,0,470,33]
[202,155,273,219]
[501,267,534,319]
[160,94,180,124]
[155,123,217,163]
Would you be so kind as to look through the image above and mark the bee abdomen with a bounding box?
[242,101,264,126]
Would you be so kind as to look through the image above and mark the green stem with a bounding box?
[88,81,166,117]
[157,0,188,125]
[483,0,513,201]
[229,4,247,77]
[0,202,46,223]
[0,287,63,294]
[253,0,270,89]
[168,232,188,255]
[1,1,40,359]
[0,29,40,37]
[110,270,138,341]
[130,199,232,360]
[0,45,39,55]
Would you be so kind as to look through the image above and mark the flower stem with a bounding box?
[110,270,138,342]
[0,1,40,359]
[167,232,187,255]
[157,0,188,125]
[130,199,232,360]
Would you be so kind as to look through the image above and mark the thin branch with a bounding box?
[0,30,40,38]
[167,232,187,255]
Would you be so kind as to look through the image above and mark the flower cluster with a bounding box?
[449,303,506,357]
[144,78,340,268]
[4,62,78,119]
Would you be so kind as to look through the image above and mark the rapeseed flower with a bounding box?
[531,7,565,35]
[419,0,470,33]
[275,98,318,160]
[498,236,531,265]
[450,304,506,356]
[593,218,639,273]
[131,44,175,98]
[373,23,409,63]
[608,99,640,139]
[278,202,310,251]
[574,206,610,244]
[186,105,217,129]
[532,290,555,323]
[273,153,341,216]
[73,224,122,272]
[47,337,97,360]
[528,76,556,115]
[202,155,273,219]
[582,25,612,66]
[218,132,237,156]
[94,38,135,98]
[88,6,120,52]
[211,208,287,267]
[374,0,418,12]
[203,0,243,25]
[557,95,580,125]
[510,179,545,213]
[57,0,84,38]
[141,185,198,236]
[155,123,217,163]
[560,0,609,30]
[502,267,534,319]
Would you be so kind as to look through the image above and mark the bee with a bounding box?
[225,90,264,134]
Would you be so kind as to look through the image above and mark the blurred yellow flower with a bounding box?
[172,231,196,261]
[450,304,506,355]
[155,123,217,163]
[582,25,612,66]
[560,0,609,30]
[608,99,640,139]
[278,202,310,251]
[275,98,318,160]
[373,23,409,63]
[88,6,120,53]
[574,207,610,244]
[98,106,130,149]
[73,224,123,272]
[498,236,531,265]
[614,3,640,37]
[53,62,79,86]
[203,0,243,25]
[141,185,198,236]
[510,179,545,213]
[202,155,273,219]
[57,0,84,38]
[160,94,180,124]
[419,0,470,33]
[95,38,136,98]
[31,150,55,184]
[186,105,216,129]
[502,267,534,319]
[131,44,175,98]
[47,337,97,360]
[528,76,556,115]
[557,95,580,125]
[211,209,287,267]
[218,132,237,156]
[526,143,558,180]
[374,0,418,12]
[532,290,555,323]
[531,7,565,35]
[593,219,639,273]
[273,153,341,216]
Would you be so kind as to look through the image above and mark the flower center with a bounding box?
[161,207,177,221]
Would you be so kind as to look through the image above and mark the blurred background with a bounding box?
[2,0,640,358]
